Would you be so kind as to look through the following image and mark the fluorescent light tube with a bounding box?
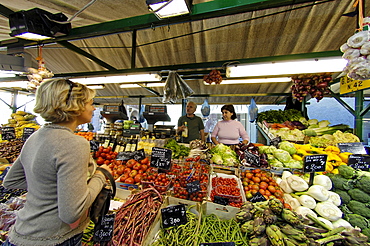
[86,84,105,89]
[70,73,162,85]
[14,32,53,41]
[226,57,347,78]
[204,77,291,85]
[0,81,27,88]
[119,82,165,89]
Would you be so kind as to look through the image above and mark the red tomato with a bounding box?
[124,177,134,184]
[268,185,276,193]
[140,164,148,172]
[140,157,149,165]
[96,157,104,165]
[126,159,137,168]
[134,174,143,183]
[133,163,141,170]
[124,167,131,173]
[100,153,106,158]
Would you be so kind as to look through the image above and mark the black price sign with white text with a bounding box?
[213,196,229,206]
[338,142,367,154]
[186,180,201,194]
[93,213,115,242]
[22,127,35,141]
[161,204,187,228]
[348,154,370,171]
[250,191,267,203]
[150,147,172,170]
[304,154,327,173]
[2,127,16,140]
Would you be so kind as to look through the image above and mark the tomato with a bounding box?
[252,168,261,173]
[120,173,129,182]
[100,153,106,158]
[259,181,268,190]
[259,189,266,195]
[102,148,109,153]
[129,169,138,177]
[104,160,111,165]
[123,167,131,173]
[140,157,149,165]
[140,164,148,172]
[105,154,112,160]
[251,184,259,191]
[133,162,141,170]
[96,157,104,165]
[245,172,253,179]
[267,185,276,193]
[124,177,134,184]
[252,177,261,183]
[134,174,143,183]
[116,167,124,175]
[126,159,137,168]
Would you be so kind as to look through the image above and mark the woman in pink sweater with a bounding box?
[211,104,250,145]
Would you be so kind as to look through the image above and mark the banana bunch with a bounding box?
[3,111,40,139]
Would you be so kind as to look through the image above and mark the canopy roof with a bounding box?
[0,0,368,105]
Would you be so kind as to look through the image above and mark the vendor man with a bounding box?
[177,101,205,143]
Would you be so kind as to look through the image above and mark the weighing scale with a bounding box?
[143,105,171,132]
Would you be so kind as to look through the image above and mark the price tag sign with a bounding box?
[250,191,267,203]
[161,204,187,228]
[186,180,200,194]
[90,140,100,152]
[348,154,370,171]
[2,127,16,141]
[213,196,229,206]
[303,155,327,173]
[150,147,172,170]
[200,243,235,246]
[22,127,35,141]
[338,142,367,154]
[93,213,115,242]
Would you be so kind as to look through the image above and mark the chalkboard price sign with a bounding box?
[150,147,172,170]
[200,243,235,246]
[93,213,115,242]
[186,180,201,194]
[161,204,187,228]
[338,142,367,154]
[90,140,100,152]
[22,127,35,141]
[250,191,267,203]
[348,154,370,171]
[213,196,229,206]
[2,127,16,141]
[304,155,327,173]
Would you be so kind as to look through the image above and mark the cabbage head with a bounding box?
[308,119,319,125]
[318,120,330,128]
[278,141,297,155]
[284,159,303,169]
[258,145,277,154]
[268,158,284,167]
[273,149,292,163]
[211,153,223,165]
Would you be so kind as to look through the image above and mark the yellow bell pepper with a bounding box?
[338,152,352,164]
[296,149,309,157]
[300,144,313,152]
[292,154,303,161]
[324,146,341,155]
[327,153,342,167]
[310,147,326,155]
[325,162,334,172]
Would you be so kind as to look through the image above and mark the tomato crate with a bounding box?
[211,185,243,203]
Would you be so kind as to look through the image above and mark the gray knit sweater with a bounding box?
[3,124,106,246]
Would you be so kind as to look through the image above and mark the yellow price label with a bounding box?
[340,76,370,94]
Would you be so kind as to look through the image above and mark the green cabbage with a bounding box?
[211,153,223,165]
[284,159,303,169]
[278,141,297,155]
[273,149,292,163]
[258,145,277,154]
[268,158,284,167]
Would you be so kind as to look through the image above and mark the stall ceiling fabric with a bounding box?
[0,0,368,105]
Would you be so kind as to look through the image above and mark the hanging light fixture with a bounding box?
[146,0,192,19]
[70,73,162,85]
[9,8,71,41]
[226,57,347,78]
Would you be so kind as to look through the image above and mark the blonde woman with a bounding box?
[3,79,110,246]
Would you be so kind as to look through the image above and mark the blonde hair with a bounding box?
[34,78,96,123]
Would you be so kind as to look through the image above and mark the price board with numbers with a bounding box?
[348,154,370,171]
[2,127,16,140]
[303,154,327,173]
[150,147,172,170]
[161,204,187,228]
[93,214,115,242]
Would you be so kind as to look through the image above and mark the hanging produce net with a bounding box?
[162,71,194,103]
